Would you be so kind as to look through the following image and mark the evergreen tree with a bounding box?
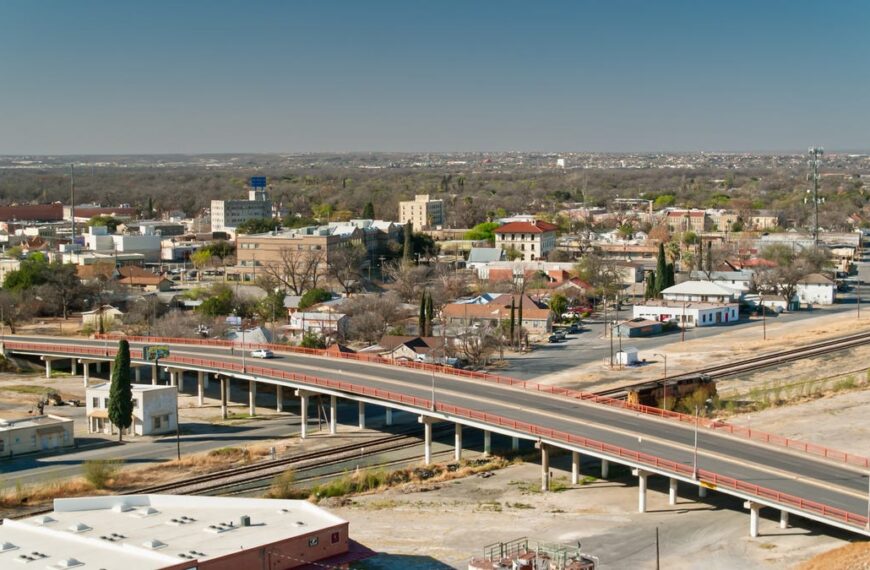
[418,292,426,335]
[424,291,434,336]
[403,221,413,265]
[645,272,656,300]
[705,241,713,272]
[362,201,375,219]
[654,243,667,297]
[517,295,524,349]
[666,263,676,288]
[107,340,133,442]
[146,196,154,219]
[509,297,516,348]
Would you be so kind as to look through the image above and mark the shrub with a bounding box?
[83,459,122,489]
[268,469,301,499]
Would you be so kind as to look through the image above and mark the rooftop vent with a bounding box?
[68,523,92,533]
[15,551,48,563]
[99,533,126,543]
[134,507,159,517]
[32,515,56,525]
[166,515,196,527]
[111,504,132,513]
[0,541,18,553]
[142,539,167,550]
[52,558,84,569]
[204,521,236,534]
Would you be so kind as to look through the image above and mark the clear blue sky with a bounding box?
[1,0,868,154]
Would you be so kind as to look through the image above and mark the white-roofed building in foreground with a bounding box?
[0,494,360,570]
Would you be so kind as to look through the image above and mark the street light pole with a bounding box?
[693,405,700,480]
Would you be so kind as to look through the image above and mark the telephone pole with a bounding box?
[807,147,824,246]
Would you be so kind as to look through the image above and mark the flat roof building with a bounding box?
[87,383,177,437]
[0,414,74,458]
[398,194,444,231]
[0,494,354,570]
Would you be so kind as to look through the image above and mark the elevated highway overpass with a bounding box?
[4,334,869,539]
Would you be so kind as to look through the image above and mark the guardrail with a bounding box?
[89,333,870,469]
[5,340,867,530]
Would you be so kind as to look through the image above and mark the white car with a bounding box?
[250,349,274,359]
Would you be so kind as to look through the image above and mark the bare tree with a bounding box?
[383,260,432,302]
[263,247,325,295]
[459,322,499,368]
[340,292,410,344]
[0,290,34,334]
[574,253,622,299]
[327,244,366,296]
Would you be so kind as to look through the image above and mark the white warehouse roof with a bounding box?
[662,280,739,297]
[0,494,347,570]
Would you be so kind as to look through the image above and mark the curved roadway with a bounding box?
[6,335,869,535]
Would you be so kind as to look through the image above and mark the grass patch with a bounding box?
[83,459,123,489]
[476,501,502,512]
[507,502,535,509]
[2,384,52,394]
[268,469,306,499]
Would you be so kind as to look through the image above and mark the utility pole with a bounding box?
[807,147,824,247]
[69,164,76,243]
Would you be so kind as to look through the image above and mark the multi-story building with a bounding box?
[665,209,710,234]
[82,226,162,262]
[398,194,445,231]
[86,383,177,437]
[234,220,401,282]
[210,188,272,236]
[493,220,558,262]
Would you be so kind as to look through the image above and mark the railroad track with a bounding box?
[596,330,870,399]
[5,425,453,521]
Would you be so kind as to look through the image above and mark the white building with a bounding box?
[210,188,272,235]
[633,300,739,327]
[795,273,836,305]
[0,494,351,570]
[285,312,348,339]
[83,226,162,262]
[493,220,558,262]
[661,280,741,303]
[398,194,445,231]
[0,415,74,457]
[86,383,177,437]
[688,270,755,293]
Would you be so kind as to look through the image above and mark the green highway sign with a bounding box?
[143,345,170,361]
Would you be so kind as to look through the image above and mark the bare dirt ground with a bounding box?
[537,311,870,392]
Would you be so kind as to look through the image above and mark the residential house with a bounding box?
[117,266,173,292]
[361,335,452,363]
[285,312,349,340]
[795,273,836,305]
[442,294,553,334]
[81,305,124,330]
[494,220,558,262]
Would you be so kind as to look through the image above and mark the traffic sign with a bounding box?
[143,345,170,361]
[226,316,242,326]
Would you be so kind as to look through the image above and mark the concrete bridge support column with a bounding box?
[358,401,365,429]
[745,501,761,538]
[634,469,649,513]
[220,377,228,420]
[780,510,789,529]
[43,357,54,379]
[96,362,102,374]
[601,459,610,479]
[454,424,463,462]
[168,369,177,387]
[70,359,76,376]
[276,385,283,413]
[295,390,313,439]
[571,451,580,485]
[196,372,205,406]
[419,416,434,465]
[81,361,90,387]
[384,407,393,427]
[483,430,491,457]
[152,364,158,385]
[177,371,185,392]
[329,396,337,435]
[197,372,205,407]
[669,478,678,506]
[109,361,114,379]
[134,366,141,383]
[248,381,256,416]
[698,485,708,498]
[512,437,519,452]
[540,444,550,492]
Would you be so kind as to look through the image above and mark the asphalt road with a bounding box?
[502,304,866,381]
[6,335,869,532]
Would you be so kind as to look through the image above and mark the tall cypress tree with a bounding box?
[705,241,713,272]
[654,243,667,297]
[424,291,434,337]
[645,272,656,300]
[509,297,516,348]
[107,340,133,442]
[362,201,375,219]
[418,293,426,335]
[403,221,413,265]
[666,263,676,288]
[517,294,524,349]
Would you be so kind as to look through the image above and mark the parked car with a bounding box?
[548,335,563,343]
[568,323,581,334]
[250,349,274,359]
